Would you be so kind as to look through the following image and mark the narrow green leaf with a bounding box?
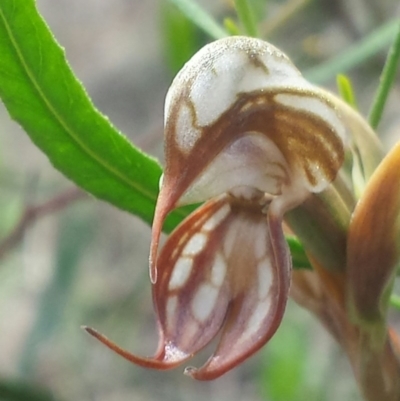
[336,74,358,109]
[287,236,312,269]
[390,294,400,310]
[0,0,183,232]
[304,19,399,84]
[368,20,400,129]
[234,0,259,37]
[161,3,200,74]
[223,18,241,36]
[165,0,228,40]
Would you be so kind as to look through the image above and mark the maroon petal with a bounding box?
[84,195,291,376]
[83,195,233,370]
[82,326,187,370]
[185,203,291,380]
[153,195,233,358]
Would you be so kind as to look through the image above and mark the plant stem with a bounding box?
[368,20,400,130]
[234,0,259,37]
[0,188,85,261]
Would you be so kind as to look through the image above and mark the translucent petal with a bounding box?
[186,205,291,380]
[153,196,233,357]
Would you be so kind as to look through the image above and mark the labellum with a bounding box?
[84,36,348,379]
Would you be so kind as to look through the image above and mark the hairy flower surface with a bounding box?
[85,36,349,379]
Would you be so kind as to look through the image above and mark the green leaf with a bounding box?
[160,3,200,74]
[165,0,228,40]
[287,236,312,269]
[304,19,400,84]
[223,18,241,36]
[0,0,184,232]
[234,0,259,37]
[336,74,358,109]
[368,20,400,130]
[390,294,400,310]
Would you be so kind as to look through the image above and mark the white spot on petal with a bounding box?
[300,161,331,193]
[190,51,247,127]
[181,319,200,347]
[254,224,268,260]
[257,258,273,299]
[183,232,207,257]
[174,103,202,153]
[274,93,346,141]
[192,284,219,322]
[223,221,238,257]
[211,253,227,288]
[244,298,271,338]
[164,341,189,362]
[169,257,193,290]
[202,203,231,231]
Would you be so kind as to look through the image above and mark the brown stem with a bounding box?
[0,187,86,260]
[355,333,400,401]
[291,257,400,401]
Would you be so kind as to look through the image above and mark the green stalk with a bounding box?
[234,0,259,37]
[368,21,400,129]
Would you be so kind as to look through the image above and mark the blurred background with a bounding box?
[0,0,399,400]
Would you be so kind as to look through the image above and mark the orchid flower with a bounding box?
[84,36,354,380]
